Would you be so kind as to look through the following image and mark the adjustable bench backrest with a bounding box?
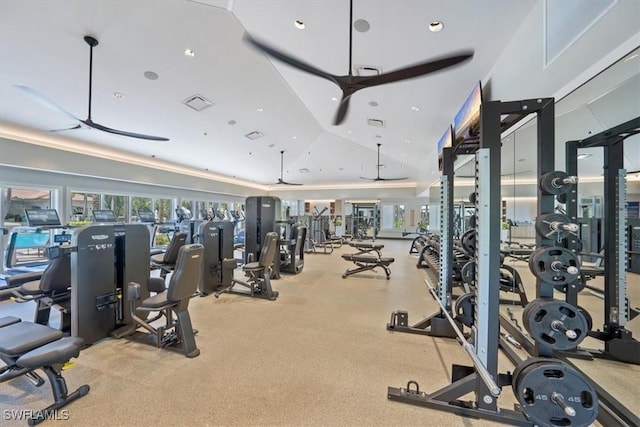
[39,250,71,294]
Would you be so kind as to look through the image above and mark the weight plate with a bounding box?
[468,192,476,204]
[461,260,475,285]
[535,213,575,241]
[460,229,476,256]
[529,246,580,285]
[523,298,589,350]
[454,292,475,327]
[577,306,593,332]
[513,358,598,427]
[540,171,573,195]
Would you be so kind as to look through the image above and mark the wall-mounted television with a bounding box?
[453,81,483,145]
[25,209,62,227]
[437,125,454,171]
[92,209,118,223]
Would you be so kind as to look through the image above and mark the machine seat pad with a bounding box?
[19,280,44,296]
[0,316,21,328]
[348,242,384,250]
[0,322,63,356]
[140,292,174,309]
[5,272,43,288]
[342,254,395,265]
[17,337,84,369]
[243,262,261,271]
[150,253,166,264]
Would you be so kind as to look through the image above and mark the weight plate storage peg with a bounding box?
[523,298,589,350]
[460,229,476,256]
[539,171,578,195]
[461,260,476,285]
[529,246,580,285]
[535,213,578,241]
[513,357,598,427]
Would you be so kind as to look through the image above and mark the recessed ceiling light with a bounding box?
[347,130,352,134]
[113,92,124,99]
[411,106,420,112]
[353,19,370,33]
[268,143,275,147]
[429,21,444,32]
[577,153,593,160]
[294,20,305,30]
[292,136,297,139]
[375,135,382,138]
[331,97,338,102]
[369,101,379,107]
[228,120,236,125]
[144,71,159,80]
[257,107,264,112]
[403,139,410,143]
[184,49,195,58]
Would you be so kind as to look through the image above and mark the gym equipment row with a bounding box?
[386,97,619,427]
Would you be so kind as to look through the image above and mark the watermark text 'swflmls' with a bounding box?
[3,409,70,421]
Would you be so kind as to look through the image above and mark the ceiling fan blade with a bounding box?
[49,124,83,133]
[333,94,352,125]
[244,33,339,85]
[83,119,169,141]
[281,181,304,186]
[15,85,81,122]
[378,177,409,181]
[360,51,474,88]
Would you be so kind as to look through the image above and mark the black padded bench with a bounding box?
[0,316,89,425]
[341,253,395,279]
[347,241,385,257]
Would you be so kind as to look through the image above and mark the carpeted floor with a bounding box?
[1,239,638,426]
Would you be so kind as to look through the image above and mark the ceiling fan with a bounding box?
[456,170,532,179]
[273,150,303,185]
[245,0,474,126]
[360,143,408,182]
[16,35,168,141]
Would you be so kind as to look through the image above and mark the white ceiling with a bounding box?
[0,0,637,191]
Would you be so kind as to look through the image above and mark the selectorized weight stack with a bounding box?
[197,220,236,296]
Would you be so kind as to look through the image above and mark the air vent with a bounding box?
[245,131,265,140]
[299,168,310,173]
[182,94,213,112]
[367,118,385,127]
[354,65,381,76]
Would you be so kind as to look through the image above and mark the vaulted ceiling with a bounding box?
[0,0,638,192]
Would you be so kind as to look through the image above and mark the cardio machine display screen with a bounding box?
[92,210,118,223]
[137,210,155,223]
[25,209,62,227]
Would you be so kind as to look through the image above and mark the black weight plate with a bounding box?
[529,246,580,285]
[523,298,589,350]
[454,292,475,327]
[540,171,572,195]
[460,229,476,256]
[535,213,574,241]
[461,260,475,285]
[513,358,598,427]
[468,192,476,204]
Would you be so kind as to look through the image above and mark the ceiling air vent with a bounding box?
[245,130,264,140]
[299,168,310,173]
[354,65,381,76]
[367,118,385,127]
[182,94,214,112]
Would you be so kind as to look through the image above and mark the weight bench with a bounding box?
[348,241,385,257]
[0,316,89,425]
[341,253,395,279]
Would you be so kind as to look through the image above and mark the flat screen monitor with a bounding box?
[54,233,72,244]
[137,210,155,223]
[437,126,454,171]
[92,210,118,223]
[25,209,62,227]
[453,81,483,144]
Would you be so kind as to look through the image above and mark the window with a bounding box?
[381,204,405,230]
[102,194,129,222]
[70,192,99,223]
[131,197,153,222]
[3,187,53,225]
[155,198,173,223]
